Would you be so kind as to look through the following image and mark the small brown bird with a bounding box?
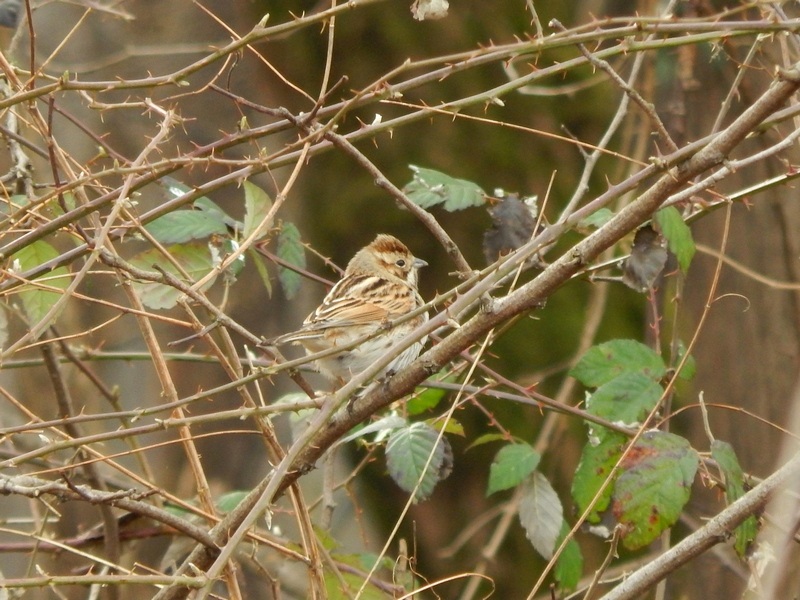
[275,234,428,385]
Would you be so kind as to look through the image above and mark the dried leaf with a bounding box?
[411,0,449,20]
[622,225,668,291]
[483,193,538,263]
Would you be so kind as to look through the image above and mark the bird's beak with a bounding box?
[413,258,428,269]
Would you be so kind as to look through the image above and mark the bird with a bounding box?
[274,234,428,386]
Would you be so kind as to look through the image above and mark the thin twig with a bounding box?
[41,337,122,575]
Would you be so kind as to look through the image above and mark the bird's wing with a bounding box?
[310,295,389,328]
[275,275,396,343]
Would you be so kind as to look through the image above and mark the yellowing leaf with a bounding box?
[613,431,699,550]
[243,181,272,239]
[571,432,626,523]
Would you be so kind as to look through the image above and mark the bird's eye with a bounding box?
[395,259,406,268]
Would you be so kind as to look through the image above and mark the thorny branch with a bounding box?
[0,473,216,548]
[154,57,800,600]
[2,5,800,600]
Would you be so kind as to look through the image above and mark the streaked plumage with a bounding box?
[276,234,428,384]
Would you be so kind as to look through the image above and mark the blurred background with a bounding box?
[0,0,798,598]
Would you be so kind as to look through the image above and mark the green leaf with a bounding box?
[571,432,626,523]
[675,340,697,382]
[11,240,70,329]
[711,440,747,503]
[613,431,699,550]
[734,515,759,558]
[247,247,272,298]
[162,176,194,200]
[427,417,465,437]
[579,207,614,230]
[655,206,695,273]
[518,471,563,559]
[216,490,248,513]
[711,440,758,556]
[466,432,508,450]
[404,165,486,211]
[160,177,240,230]
[243,181,272,239]
[144,210,228,244]
[406,386,447,416]
[43,192,77,219]
[386,422,450,502]
[586,372,664,427]
[571,339,667,388]
[554,521,584,591]
[276,222,305,300]
[323,566,386,600]
[163,502,194,519]
[407,372,454,415]
[193,195,239,229]
[487,443,541,495]
[0,194,28,215]
[161,177,206,205]
[354,552,393,573]
[129,242,217,309]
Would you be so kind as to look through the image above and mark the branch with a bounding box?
[153,59,800,600]
[0,473,216,549]
[279,61,800,497]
